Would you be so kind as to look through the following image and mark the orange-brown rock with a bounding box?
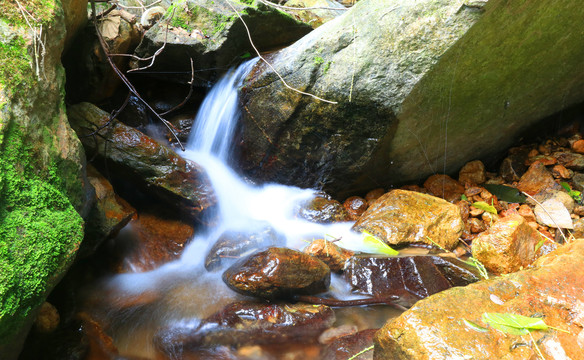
[33,302,60,334]
[517,204,536,222]
[455,200,469,221]
[365,188,385,205]
[551,164,573,179]
[516,161,560,195]
[110,213,195,273]
[555,151,584,170]
[343,196,369,220]
[303,239,354,272]
[297,196,350,223]
[375,240,584,360]
[81,165,136,258]
[353,190,463,250]
[458,160,486,185]
[470,214,541,274]
[468,218,487,233]
[423,174,465,202]
[571,139,584,154]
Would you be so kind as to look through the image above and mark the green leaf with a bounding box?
[484,184,526,203]
[462,257,489,279]
[482,313,548,334]
[240,52,251,59]
[461,194,468,201]
[360,231,399,256]
[534,239,545,253]
[471,201,497,214]
[463,319,488,332]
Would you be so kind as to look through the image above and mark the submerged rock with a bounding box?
[375,240,584,360]
[154,302,335,355]
[205,227,285,271]
[303,239,354,272]
[343,196,368,220]
[353,190,463,250]
[344,255,481,308]
[321,329,377,360]
[297,195,350,223]
[222,247,331,299]
[471,214,542,275]
[68,102,217,222]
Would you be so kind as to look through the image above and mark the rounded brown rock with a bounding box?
[343,196,368,220]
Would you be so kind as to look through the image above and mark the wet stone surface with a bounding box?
[223,247,331,299]
[297,196,351,223]
[205,227,285,271]
[321,329,377,360]
[153,302,335,356]
[344,255,481,308]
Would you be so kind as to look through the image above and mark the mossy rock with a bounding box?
[0,0,88,358]
[131,0,312,84]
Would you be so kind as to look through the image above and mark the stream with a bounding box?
[76,60,403,359]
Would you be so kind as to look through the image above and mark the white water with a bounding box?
[106,60,372,301]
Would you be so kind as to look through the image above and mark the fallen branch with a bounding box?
[223,0,338,104]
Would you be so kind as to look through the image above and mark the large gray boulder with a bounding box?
[239,0,584,197]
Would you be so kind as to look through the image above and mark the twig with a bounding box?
[96,4,118,19]
[89,0,185,150]
[521,191,569,243]
[124,8,173,72]
[293,294,408,311]
[80,92,131,138]
[113,0,161,10]
[347,345,374,360]
[15,0,46,80]
[160,58,195,115]
[256,0,347,11]
[223,0,338,104]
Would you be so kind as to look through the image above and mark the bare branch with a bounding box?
[160,58,195,116]
[89,0,185,150]
[256,0,348,11]
[223,0,338,104]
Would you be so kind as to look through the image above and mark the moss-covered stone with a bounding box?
[0,0,88,357]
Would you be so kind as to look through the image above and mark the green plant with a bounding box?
[314,56,324,65]
[560,182,582,203]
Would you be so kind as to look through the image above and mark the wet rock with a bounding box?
[68,102,217,222]
[353,190,463,250]
[572,172,584,192]
[344,255,481,308]
[283,0,346,29]
[154,302,335,354]
[527,154,557,166]
[458,160,486,185]
[364,188,385,205]
[516,161,560,196]
[205,227,285,271]
[318,324,358,345]
[517,204,536,222]
[322,329,377,360]
[297,196,350,223]
[81,165,136,258]
[554,151,584,170]
[455,200,470,221]
[303,239,354,272]
[534,199,574,229]
[343,196,368,220]
[468,218,487,233]
[471,214,541,275]
[132,0,312,85]
[223,247,331,299]
[33,302,60,334]
[108,212,195,273]
[423,174,465,202]
[375,240,584,360]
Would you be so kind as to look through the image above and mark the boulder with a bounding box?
[154,301,335,355]
[0,1,89,357]
[240,0,584,197]
[222,247,331,299]
[374,240,584,360]
[67,102,217,222]
[353,190,463,250]
[131,0,312,85]
[471,214,542,275]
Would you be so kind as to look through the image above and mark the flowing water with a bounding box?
[89,60,401,359]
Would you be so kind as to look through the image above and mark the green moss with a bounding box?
[313,56,324,65]
[0,121,83,343]
[0,0,57,26]
[0,35,34,100]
